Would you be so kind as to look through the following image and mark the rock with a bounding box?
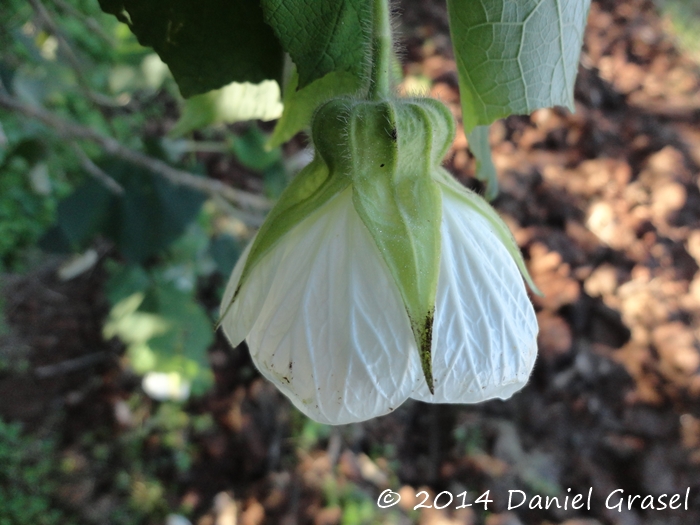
[530,243,581,310]
[652,322,700,375]
[484,512,524,525]
[537,312,574,360]
[584,264,619,298]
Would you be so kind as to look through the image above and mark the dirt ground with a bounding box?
[2,0,700,524]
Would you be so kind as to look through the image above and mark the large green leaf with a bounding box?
[447,0,591,130]
[260,0,370,89]
[98,0,284,97]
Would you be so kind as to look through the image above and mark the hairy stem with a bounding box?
[368,0,392,100]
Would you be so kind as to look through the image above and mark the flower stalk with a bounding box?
[368,0,392,100]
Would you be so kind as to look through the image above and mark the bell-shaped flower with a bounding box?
[219,96,538,425]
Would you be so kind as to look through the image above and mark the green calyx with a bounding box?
[220,95,456,393]
[325,97,454,393]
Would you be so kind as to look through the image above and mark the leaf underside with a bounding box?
[99,0,284,97]
[447,0,591,131]
[170,80,283,137]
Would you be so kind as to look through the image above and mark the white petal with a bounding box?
[220,226,305,348]
[220,239,253,346]
[239,189,419,425]
[411,191,538,403]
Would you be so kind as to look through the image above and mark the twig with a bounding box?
[28,0,123,108]
[0,93,272,211]
[211,193,266,227]
[70,143,124,194]
[29,0,84,75]
[34,351,111,378]
[49,0,116,47]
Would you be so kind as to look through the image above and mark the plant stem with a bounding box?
[368,0,392,100]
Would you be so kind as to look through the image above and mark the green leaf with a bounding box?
[105,263,151,305]
[267,68,363,149]
[209,234,241,276]
[260,0,370,88]
[98,0,284,97]
[50,179,113,248]
[262,163,288,199]
[45,159,206,263]
[169,80,283,138]
[231,126,282,172]
[467,125,498,201]
[231,126,288,198]
[147,283,214,371]
[104,280,214,391]
[447,0,591,130]
[105,161,207,262]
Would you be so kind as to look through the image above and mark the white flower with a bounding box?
[219,184,538,425]
[219,95,539,424]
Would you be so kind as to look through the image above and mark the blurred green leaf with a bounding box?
[106,263,151,305]
[209,234,241,277]
[169,80,283,138]
[51,178,113,247]
[104,280,214,393]
[8,138,47,164]
[98,0,284,97]
[0,418,76,525]
[147,283,213,369]
[0,148,58,268]
[231,126,281,172]
[231,126,288,199]
[43,159,206,263]
[263,162,288,199]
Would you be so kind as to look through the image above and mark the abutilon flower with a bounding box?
[219,96,539,425]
